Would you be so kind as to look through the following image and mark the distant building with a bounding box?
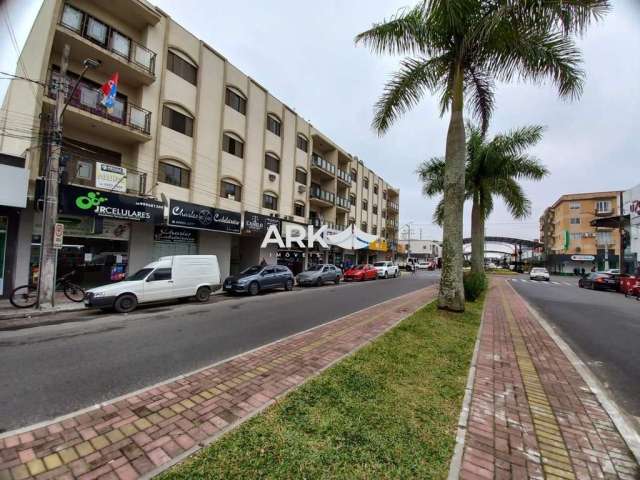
[540,191,622,273]
[403,239,441,261]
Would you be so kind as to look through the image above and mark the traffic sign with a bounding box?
[54,223,64,249]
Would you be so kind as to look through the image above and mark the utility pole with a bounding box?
[619,191,626,275]
[37,44,70,309]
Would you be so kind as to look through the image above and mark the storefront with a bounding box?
[624,184,640,274]
[278,220,310,274]
[152,225,198,258]
[240,212,280,272]
[33,181,164,287]
[0,210,20,297]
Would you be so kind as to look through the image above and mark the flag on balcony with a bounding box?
[100,72,119,112]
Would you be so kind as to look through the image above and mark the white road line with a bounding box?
[551,281,561,285]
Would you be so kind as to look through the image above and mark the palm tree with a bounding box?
[356,1,608,311]
[418,124,548,275]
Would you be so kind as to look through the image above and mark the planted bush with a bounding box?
[463,272,487,302]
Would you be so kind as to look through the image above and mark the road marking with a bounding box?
[563,282,572,286]
[551,281,560,285]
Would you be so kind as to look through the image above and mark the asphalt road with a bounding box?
[0,272,440,431]
[507,274,640,423]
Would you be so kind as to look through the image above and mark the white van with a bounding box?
[85,255,221,313]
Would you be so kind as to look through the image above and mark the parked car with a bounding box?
[529,267,550,281]
[624,280,640,300]
[85,255,221,313]
[297,264,342,286]
[223,264,294,295]
[604,268,620,275]
[373,261,399,279]
[578,272,617,291]
[417,261,430,270]
[343,264,378,281]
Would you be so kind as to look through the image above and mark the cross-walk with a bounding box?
[509,278,575,287]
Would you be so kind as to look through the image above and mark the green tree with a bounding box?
[356,0,608,311]
[418,124,548,275]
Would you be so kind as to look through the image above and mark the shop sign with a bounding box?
[243,212,280,235]
[368,239,388,252]
[40,181,164,223]
[154,225,197,243]
[53,223,64,248]
[168,199,241,233]
[96,162,126,193]
[33,214,131,241]
[571,254,595,261]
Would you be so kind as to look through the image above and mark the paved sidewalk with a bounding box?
[0,294,84,322]
[459,279,639,479]
[0,285,436,480]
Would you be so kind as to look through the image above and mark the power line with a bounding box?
[2,8,39,100]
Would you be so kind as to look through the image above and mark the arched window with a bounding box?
[220,178,242,201]
[263,192,278,211]
[264,152,280,173]
[294,201,305,217]
[296,134,308,152]
[167,48,197,85]
[266,114,281,136]
[295,167,307,185]
[223,132,244,158]
[162,104,194,137]
[158,159,190,188]
[225,86,246,114]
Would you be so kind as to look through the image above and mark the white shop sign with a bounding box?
[571,254,595,261]
[96,162,127,193]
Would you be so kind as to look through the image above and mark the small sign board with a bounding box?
[53,222,64,248]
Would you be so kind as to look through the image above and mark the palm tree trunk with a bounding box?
[470,197,485,275]
[438,65,465,312]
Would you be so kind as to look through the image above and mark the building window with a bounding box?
[349,194,356,206]
[383,190,387,200]
[382,210,386,219]
[294,202,305,217]
[263,193,278,211]
[570,232,583,241]
[373,184,379,195]
[76,160,93,180]
[372,225,377,235]
[162,106,193,137]
[570,217,580,225]
[267,114,281,136]
[220,180,241,201]
[351,168,357,182]
[361,222,367,233]
[295,168,307,185]
[296,134,308,152]
[167,50,197,85]
[223,133,244,158]
[362,199,368,211]
[596,231,613,245]
[363,177,369,189]
[570,201,580,210]
[373,205,378,215]
[264,153,280,174]
[225,87,246,115]
[596,200,611,213]
[159,161,190,188]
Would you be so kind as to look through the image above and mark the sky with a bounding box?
[2,0,639,242]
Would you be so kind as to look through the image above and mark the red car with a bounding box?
[343,264,378,281]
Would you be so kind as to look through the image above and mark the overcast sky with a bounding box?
[3,0,639,241]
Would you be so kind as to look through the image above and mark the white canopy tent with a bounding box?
[326,225,377,250]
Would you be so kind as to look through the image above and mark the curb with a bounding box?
[506,280,640,466]
[446,292,486,480]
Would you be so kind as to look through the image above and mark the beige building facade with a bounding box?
[0,0,399,294]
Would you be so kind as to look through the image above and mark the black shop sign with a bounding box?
[168,199,241,233]
[37,180,164,224]
[242,211,280,235]
[154,225,197,243]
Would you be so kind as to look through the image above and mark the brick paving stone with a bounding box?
[0,285,436,479]
[459,279,640,479]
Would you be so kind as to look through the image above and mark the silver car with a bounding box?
[296,264,342,287]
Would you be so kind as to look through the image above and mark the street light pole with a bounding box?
[37,47,100,308]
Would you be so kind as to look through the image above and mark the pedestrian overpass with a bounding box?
[462,236,543,267]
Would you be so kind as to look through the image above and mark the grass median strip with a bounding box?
[160,297,483,479]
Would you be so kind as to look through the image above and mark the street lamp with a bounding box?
[37,49,101,309]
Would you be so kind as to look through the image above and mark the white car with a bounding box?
[604,269,620,275]
[85,255,221,313]
[373,261,399,278]
[529,267,550,281]
[417,261,430,270]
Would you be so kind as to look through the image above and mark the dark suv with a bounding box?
[223,265,294,295]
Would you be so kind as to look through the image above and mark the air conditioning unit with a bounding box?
[298,185,307,193]
[268,173,276,182]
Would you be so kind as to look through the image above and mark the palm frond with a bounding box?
[493,177,531,219]
[491,125,544,156]
[417,157,446,196]
[433,197,446,225]
[465,66,495,135]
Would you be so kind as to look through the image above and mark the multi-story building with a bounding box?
[0,0,399,295]
[540,191,621,273]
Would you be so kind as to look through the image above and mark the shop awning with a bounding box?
[327,225,377,250]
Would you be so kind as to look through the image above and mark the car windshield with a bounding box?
[373,262,386,267]
[307,265,323,271]
[241,266,263,275]
[353,265,364,270]
[531,268,547,273]
[124,268,153,281]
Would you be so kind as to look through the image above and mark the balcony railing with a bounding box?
[387,200,399,212]
[336,195,350,210]
[310,185,335,204]
[61,154,147,196]
[48,70,151,135]
[311,154,336,175]
[594,208,614,217]
[60,3,156,76]
[337,168,352,184]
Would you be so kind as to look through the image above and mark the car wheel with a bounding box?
[248,281,260,296]
[114,293,137,313]
[315,277,322,287]
[195,286,211,302]
[384,271,388,279]
[284,279,294,291]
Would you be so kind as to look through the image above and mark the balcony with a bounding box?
[47,70,152,143]
[337,168,352,186]
[55,3,156,86]
[387,200,399,212]
[594,208,614,217]
[336,195,350,211]
[311,154,336,180]
[310,185,335,207]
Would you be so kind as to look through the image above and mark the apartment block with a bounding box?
[0,0,399,295]
[540,191,621,273]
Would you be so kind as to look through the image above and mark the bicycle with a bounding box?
[10,271,86,308]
